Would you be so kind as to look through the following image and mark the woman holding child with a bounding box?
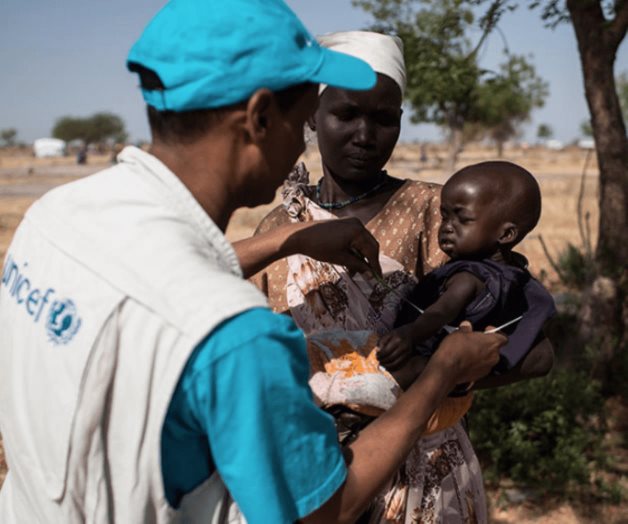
[250,31,553,523]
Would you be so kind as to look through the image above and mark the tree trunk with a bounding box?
[568,1,628,273]
[496,139,504,158]
[567,0,628,392]
[446,125,463,175]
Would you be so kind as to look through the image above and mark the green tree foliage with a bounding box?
[354,0,480,124]
[354,0,484,170]
[0,128,18,147]
[52,117,85,143]
[353,0,545,167]
[52,113,127,146]
[536,123,553,140]
[580,119,593,137]
[470,55,548,155]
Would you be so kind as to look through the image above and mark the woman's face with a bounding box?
[313,73,402,185]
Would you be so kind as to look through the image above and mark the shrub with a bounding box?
[469,369,604,491]
[556,243,594,288]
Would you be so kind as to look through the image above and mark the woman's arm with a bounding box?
[392,335,554,393]
[301,324,506,524]
[233,217,382,279]
[473,335,554,389]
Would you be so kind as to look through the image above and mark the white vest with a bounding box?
[0,147,267,523]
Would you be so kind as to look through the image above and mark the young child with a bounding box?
[378,161,556,411]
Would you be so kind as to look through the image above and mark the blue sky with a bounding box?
[1,0,626,144]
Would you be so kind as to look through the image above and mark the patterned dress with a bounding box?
[251,164,487,524]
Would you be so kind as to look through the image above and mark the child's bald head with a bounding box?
[450,161,541,241]
[439,161,541,258]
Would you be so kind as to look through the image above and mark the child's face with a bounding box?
[438,180,503,259]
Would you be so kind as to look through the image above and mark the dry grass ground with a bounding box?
[0,145,620,522]
[0,145,600,285]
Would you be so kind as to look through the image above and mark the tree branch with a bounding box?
[537,234,567,283]
[468,0,509,59]
[608,0,628,51]
[576,148,593,259]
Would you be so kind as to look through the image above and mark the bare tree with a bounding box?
[531,0,628,390]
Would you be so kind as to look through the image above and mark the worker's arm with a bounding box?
[301,323,505,524]
[192,312,502,524]
[233,217,382,279]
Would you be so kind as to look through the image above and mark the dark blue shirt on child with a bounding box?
[398,255,556,373]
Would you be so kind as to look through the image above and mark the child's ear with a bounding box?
[498,222,519,245]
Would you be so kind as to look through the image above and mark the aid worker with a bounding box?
[0,1,505,522]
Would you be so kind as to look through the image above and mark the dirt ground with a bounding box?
[0,145,624,522]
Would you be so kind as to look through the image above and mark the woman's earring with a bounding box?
[304,125,316,146]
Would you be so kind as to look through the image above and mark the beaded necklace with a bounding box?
[316,172,388,210]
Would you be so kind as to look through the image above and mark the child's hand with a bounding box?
[378,325,416,371]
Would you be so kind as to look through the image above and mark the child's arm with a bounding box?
[378,271,484,371]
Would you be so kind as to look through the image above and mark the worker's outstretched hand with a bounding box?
[285,217,382,276]
[429,321,506,386]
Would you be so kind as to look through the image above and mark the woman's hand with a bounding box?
[473,336,554,389]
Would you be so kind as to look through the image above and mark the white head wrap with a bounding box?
[317,31,406,95]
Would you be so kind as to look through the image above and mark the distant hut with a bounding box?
[33,138,66,158]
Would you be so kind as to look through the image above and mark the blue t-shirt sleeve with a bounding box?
[180,308,346,523]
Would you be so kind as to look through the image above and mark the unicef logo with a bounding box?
[46,299,81,345]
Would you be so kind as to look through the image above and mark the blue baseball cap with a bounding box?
[127,0,376,112]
